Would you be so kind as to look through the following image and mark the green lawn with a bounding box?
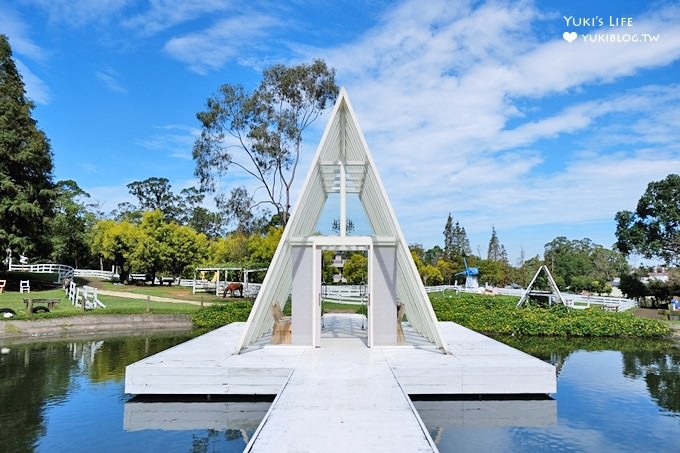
[85,279,248,304]
[0,288,202,320]
[0,283,364,322]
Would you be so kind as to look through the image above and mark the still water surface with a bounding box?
[0,333,678,452]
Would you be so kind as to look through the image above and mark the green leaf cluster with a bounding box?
[90,210,209,280]
[615,174,680,265]
[191,302,253,329]
[430,292,670,338]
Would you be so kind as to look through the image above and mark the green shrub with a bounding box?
[430,291,670,338]
[191,302,253,329]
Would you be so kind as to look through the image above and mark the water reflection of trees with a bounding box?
[622,347,680,413]
[0,333,194,451]
[496,335,680,414]
[190,429,249,453]
[0,343,75,452]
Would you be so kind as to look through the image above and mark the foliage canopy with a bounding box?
[0,34,57,257]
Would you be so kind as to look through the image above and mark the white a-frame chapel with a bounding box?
[236,88,449,353]
[125,89,556,411]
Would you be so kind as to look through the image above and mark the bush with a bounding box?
[430,291,670,338]
[192,302,253,329]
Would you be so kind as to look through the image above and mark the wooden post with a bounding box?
[146,295,150,313]
[201,296,204,308]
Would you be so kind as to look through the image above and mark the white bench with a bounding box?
[129,274,148,284]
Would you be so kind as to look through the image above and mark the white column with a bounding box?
[313,246,321,347]
[339,161,346,237]
[368,243,373,348]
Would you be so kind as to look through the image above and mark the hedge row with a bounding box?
[191,302,253,329]
[430,292,670,338]
[192,292,671,338]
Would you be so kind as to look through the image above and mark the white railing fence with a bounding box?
[424,284,638,312]
[74,269,115,280]
[9,263,74,283]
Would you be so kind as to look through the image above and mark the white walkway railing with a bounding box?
[9,263,74,283]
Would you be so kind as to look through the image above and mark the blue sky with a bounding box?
[3,0,680,264]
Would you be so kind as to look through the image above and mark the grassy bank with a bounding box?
[3,285,671,339]
[0,288,202,320]
[431,291,670,338]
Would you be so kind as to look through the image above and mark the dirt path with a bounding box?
[98,289,214,306]
[632,308,666,320]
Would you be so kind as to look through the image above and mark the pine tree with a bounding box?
[0,35,56,258]
[487,226,509,263]
[443,213,454,259]
[488,226,501,260]
[453,221,471,256]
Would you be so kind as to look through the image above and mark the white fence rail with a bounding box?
[9,263,74,283]
[170,280,640,311]
[424,284,638,312]
[74,269,115,280]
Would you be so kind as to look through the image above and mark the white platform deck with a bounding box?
[125,315,555,452]
[125,314,555,396]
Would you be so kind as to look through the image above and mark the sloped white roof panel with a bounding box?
[236,88,449,352]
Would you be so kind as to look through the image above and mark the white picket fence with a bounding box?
[64,281,106,310]
[178,279,263,297]
[74,269,115,280]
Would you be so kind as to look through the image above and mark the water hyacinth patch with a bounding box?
[430,292,670,338]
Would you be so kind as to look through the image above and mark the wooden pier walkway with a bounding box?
[246,341,436,452]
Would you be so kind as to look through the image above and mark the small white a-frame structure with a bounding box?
[516,265,565,307]
[236,88,449,353]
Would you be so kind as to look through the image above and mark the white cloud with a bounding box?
[1,6,51,104]
[85,184,135,213]
[291,0,680,258]
[137,124,200,160]
[95,67,127,94]
[163,14,281,74]
[0,6,47,61]
[20,0,133,27]
[122,0,234,36]
[15,59,51,104]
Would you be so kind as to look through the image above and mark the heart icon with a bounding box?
[563,31,577,43]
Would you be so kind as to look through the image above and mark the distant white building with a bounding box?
[331,253,347,283]
[640,267,670,284]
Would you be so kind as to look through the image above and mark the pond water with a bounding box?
[0,332,679,452]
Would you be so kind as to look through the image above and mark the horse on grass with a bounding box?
[223,282,244,298]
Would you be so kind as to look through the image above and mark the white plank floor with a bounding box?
[125,314,555,452]
[125,314,555,396]
[246,343,436,452]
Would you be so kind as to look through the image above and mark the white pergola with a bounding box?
[237,88,449,353]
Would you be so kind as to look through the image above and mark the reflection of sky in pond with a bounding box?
[428,350,680,452]
[36,374,250,452]
[2,335,680,452]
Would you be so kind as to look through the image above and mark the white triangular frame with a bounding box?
[516,265,565,307]
[236,88,449,353]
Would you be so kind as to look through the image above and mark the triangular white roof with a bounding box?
[517,265,565,307]
[237,88,448,352]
